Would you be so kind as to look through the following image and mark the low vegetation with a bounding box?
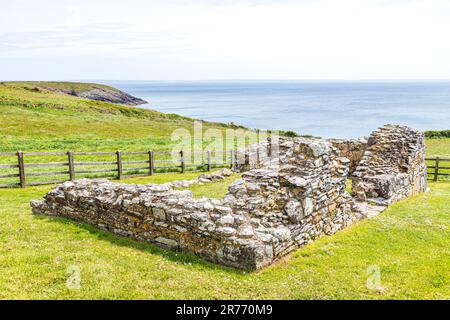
[426,137,450,158]
[425,130,450,139]
[2,81,122,94]
[182,174,242,198]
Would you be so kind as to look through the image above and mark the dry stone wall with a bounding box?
[31,137,354,269]
[352,124,427,205]
[31,178,276,269]
[226,138,354,258]
[31,124,427,269]
[328,138,368,174]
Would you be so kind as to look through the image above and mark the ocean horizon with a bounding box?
[102,80,450,139]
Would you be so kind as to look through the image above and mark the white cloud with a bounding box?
[1,0,450,80]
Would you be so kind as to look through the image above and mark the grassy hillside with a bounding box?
[2,81,122,93]
[426,138,450,158]
[0,82,235,152]
[1,81,448,155]
[2,81,148,106]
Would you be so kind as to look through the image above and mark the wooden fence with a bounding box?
[2,152,447,188]
[0,150,236,188]
[426,157,450,181]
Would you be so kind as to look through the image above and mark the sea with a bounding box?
[101,80,450,139]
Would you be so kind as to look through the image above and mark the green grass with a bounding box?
[0,82,252,185]
[425,138,450,181]
[182,174,242,198]
[2,81,122,94]
[0,172,448,299]
[0,82,238,153]
[426,138,450,158]
[120,172,214,185]
[117,171,241,199]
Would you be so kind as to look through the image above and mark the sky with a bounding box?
[1,0,450,81]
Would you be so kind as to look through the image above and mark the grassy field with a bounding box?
[426,138,450,158]
[2,81,123,93]
[0,82,250,185]
[0,82,241,153]
[0,172,448,299]
[425,138,450,181]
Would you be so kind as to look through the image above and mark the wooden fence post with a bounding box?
[434,156,440,182]
[149,151,154,176]
[180,150,185,173]
[207,150,211,172]
[267,137,272,158]
[256,146,260,166]
[116,151,123,180]
[244,146,250,167]
[17,151,25,188]
[68,151,75,181]
[230,149,235,170]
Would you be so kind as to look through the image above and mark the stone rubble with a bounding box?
[31,124,427,270]
[328,138,368,174]
[162,168,233,189]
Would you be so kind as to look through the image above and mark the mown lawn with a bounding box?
[0,171,448,299]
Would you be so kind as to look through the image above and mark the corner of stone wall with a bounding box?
[351,124,427,205]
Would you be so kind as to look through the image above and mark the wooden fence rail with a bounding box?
[425,157,450,181]
[1,151,447,188]
[0,149,237,188]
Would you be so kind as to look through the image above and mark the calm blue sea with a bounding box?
[102,80,450,138]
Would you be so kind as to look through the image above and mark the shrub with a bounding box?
[281,130,300,137]
[425,130,450,138]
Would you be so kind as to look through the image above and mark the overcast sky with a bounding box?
[1,0,450,81]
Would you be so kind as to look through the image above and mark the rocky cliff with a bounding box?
[6,81,147,106]
[40,84,147,106]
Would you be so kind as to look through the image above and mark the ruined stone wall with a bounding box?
[31,179,272,269]
[233,140,272,172]
[31,138,354,270]
[30,124,427,269]
[328,138,368,174]
[226,138,354,258]
[352,124,427,205]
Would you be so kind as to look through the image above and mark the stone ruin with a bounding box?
[31,124,427,270]
[351,125,428,205]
